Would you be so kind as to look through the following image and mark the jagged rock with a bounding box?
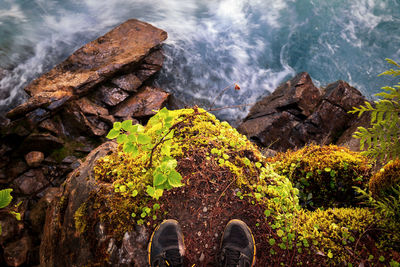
[238,73,367,151]
[24,19,167,98]
[13,169,48,195]
[3,235,31,267]
[96,84,130,106]
[38,118,64,137]
[40,142,123,266]
[21,133,64,154]
[111,73,142,92]
[113,86,169,119]
[24,151,45,167]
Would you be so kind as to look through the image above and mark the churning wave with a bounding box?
[0,0,399,123]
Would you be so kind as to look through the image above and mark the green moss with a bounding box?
[296,207,379,264]
[268,144,372,208]
[74,202,88,234]
[369,159,400,199]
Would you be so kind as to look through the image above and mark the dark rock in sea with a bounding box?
[237,72,368,151]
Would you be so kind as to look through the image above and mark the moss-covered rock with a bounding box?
[268,144,372,208]
[369,159,400,199]
[40,108,399,266]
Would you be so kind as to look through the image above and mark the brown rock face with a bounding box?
[237,73,367,151]
[40,142,149,266]
[24,19,167,97]
[24,151,45,167]
[113,86,170,120]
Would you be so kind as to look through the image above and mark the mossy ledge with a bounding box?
[71,108,399,266]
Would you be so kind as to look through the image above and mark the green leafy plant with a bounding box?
[105,107,183,199]
[349,58,400,160]
[0,189,21,235]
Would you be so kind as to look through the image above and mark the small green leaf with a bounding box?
[117,134,128,144]
[106,128,120,139]
[223,154,230,160]
[146,186,155,197]
[379,256,385,262]
[123,142,138,156]
[113,122,122,130]
[131,212,136,218]
[140,212,147,218]
[264,209,271,217]
[153,203,160,210]
[327,251,333,258]
[277,229,284,237]
[137,134,151,144]
[269,238,276,246]
[131,190,138,197]
[0,189,13,209]
[168,171,183,187]
[119,185,127,192]
[122,120,133,131]
[255,162,262,168]
[154,173,167,186]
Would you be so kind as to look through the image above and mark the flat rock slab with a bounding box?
[25,19,167,97]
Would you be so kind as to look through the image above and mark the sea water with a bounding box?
[0,0,399,123]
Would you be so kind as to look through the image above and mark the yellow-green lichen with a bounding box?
[369,159,400,199]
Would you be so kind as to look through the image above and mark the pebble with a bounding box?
[197,231,201,237]
[199,253,205,262]
[203,207,207,212]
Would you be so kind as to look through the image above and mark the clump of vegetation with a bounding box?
[73,107,399,265]
[369,159,400,199]
[83,107,300,238]
[350,58,400,160]
[296,207,378,264]
[268,144,371,209]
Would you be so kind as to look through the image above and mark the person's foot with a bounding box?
[148,219,185,267]
[219,219,256,267]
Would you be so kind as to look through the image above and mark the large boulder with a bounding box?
[237,73,368,151]
[40,141,149,266]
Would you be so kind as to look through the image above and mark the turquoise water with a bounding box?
[0,0,399,122]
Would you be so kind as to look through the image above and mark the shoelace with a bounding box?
[223,248,241,267]
[165,248,183,267]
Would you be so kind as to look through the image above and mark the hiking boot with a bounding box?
[219,219,256,267]
[148,219,185,267]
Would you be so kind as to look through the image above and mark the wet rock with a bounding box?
[111,73,142,92]
[3,235,31,267]
[238,73,367,151]
[113,86,170,119]
[23,19,167,98]
[75,97,109,116]
[38,118,65,137]
[13,169,48,195]
[6,91,73,120]
[96,84,130,106]
[21,133,64,154]
[24,151,45,167]
[61,101,110,137]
